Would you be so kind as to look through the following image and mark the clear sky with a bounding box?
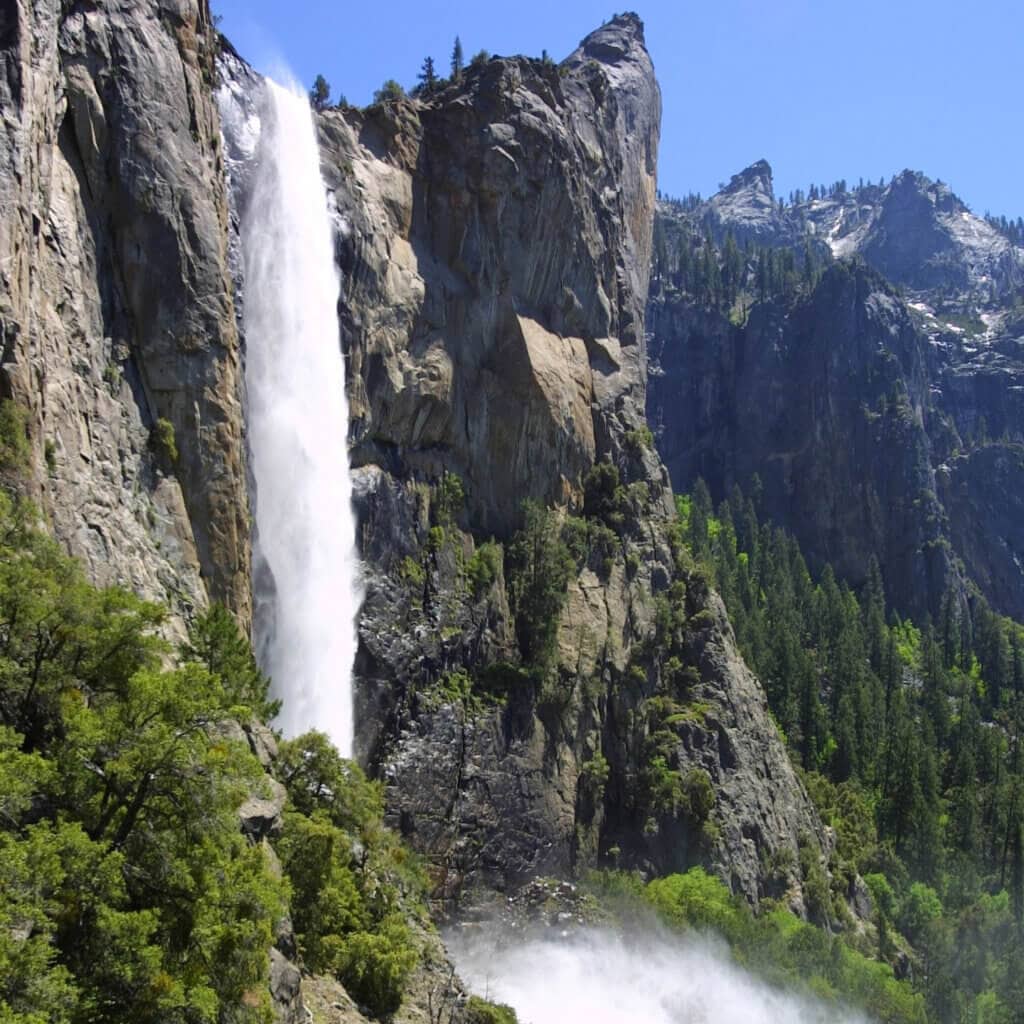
[212,0,1023,221]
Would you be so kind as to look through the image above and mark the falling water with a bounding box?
[237,78,360,756]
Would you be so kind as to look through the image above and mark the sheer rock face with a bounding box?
[650,167,1024,621]
[649,261,956,619]
[0,0,249,627]
[315,15,835,911]
[319,13,664,536]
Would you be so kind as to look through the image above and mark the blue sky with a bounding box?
[212,0,1022,220]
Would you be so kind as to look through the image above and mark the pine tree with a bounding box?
[309,74,331,111]
[689,478,713,561]
[450,35,464,79]
[417,55,438,93]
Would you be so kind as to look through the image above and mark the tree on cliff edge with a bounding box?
[310,74,330,111]
[450,35,463,80]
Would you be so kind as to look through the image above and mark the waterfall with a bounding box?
[235,77,361,757]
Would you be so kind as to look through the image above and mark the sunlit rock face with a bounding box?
[0,0,251,630]
[315,14,837,913]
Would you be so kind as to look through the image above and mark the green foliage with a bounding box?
[466,540,502,595]
[421,669,492,713]
[0,399,29,472]
[399,555,426,587]
[624,426,654,452]
[434,471,465,524]
[0,491,286,1023]
[416,56,438,94]
[645,868,742,935]
[373,79,405,104]
[679,479,1024,1020]
[582,461,628,530]
[506,501,575,669]
[465,995,519,1024]
[450,36,463,79]
[275,733,423,1019]
[184,603,279,720]
[150,417,178,467]
[579,751,610,794]
[331,919,418,1018]
[593,867,926,1023]
[310,74,331,110]
[898,882,943,944]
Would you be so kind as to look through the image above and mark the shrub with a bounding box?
[580,751,611,795]
[399,555,426,587]
[150,417,178,466]
[434,471,465,523]
[898,882,943,944]
[561,515,591,566]
[466,540,502,595]
[0,399,29,471]
[276,733,425,1017]
[333,917,417,1019]
[466,996,519,1024]
[680,768,716,824]
[373,79,405,104]
[625,426,654,452]
[583,461,628,529]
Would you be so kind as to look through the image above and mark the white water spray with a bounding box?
[239,78,361,756]
[448,927,871,1024]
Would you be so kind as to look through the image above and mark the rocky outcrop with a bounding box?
[296,14,838,912]
[0,0,249,627]
[317,13,663,536]
[700,159,816,253]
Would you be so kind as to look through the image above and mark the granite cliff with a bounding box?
[649,162,1024,620]
[0,0,252,629]
[289,14,840,918]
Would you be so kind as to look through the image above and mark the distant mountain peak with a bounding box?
[726,159,774,196]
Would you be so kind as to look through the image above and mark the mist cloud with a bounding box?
[448,926,871,1024]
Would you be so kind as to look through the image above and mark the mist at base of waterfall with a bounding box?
[447,926,870,1024]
